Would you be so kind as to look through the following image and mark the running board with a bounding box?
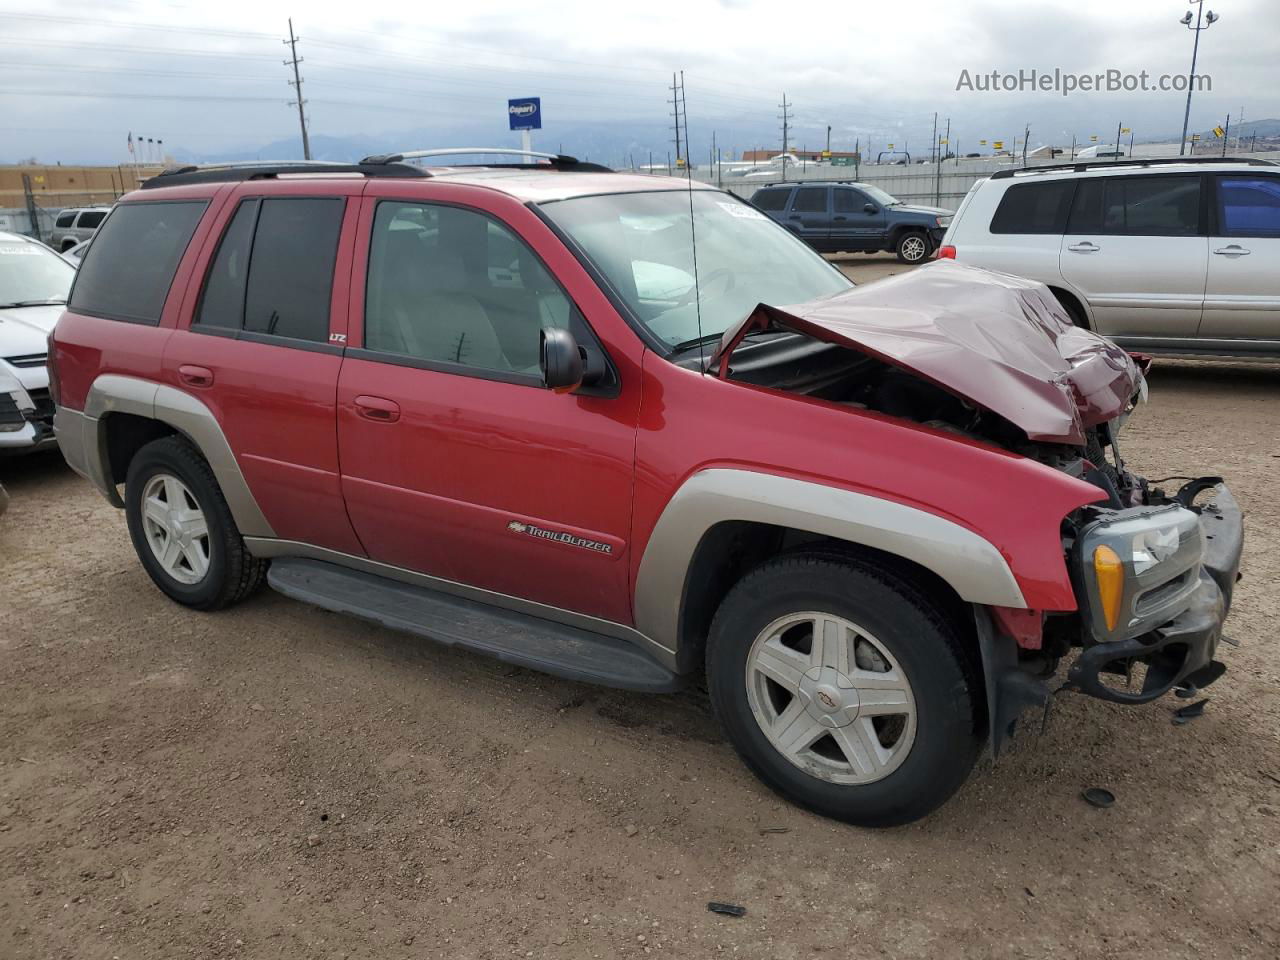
[267,558,681,693]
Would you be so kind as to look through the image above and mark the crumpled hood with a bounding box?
[0,303,61,357]
[711,260,1139,445]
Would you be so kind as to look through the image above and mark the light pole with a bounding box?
[1178,2,1219,156]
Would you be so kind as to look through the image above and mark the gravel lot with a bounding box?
[2,258,1278,959]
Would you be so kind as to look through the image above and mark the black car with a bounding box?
[751,181,952,264]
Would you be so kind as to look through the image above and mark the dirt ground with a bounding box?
[2,260,1278,959]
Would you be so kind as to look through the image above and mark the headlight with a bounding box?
[1077,506,1202,641]
[936,216,952,227]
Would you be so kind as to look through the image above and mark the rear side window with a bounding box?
[196,200,258,330]
[752,189,790,212]
[195,197,344,342]
[1217,176,1280,238]
[792,188,828,213]
[77,211,107,229]
[243,198,344,342]
[56,212,76,228]
[68,201,206,324]
[989,181,1075,234]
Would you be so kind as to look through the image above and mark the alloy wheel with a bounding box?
[744,611,917,785]
[140,473,211,585]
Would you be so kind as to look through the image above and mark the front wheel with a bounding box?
[706,554,981,826]
[895,230,931,264]
[124,435,265,610]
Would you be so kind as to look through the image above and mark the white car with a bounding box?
[938,158,1280,358]
[0,230,75,454]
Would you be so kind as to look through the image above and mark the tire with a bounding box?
[1051,289,1089,329]
[61,239,77,252]
[894,230,931,264]
[124,435,265,610]
[705,554,981,826]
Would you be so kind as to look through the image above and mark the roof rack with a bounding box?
[141,160,430,189]
[361,147,612,172]
[990,156,1278,179]
[747,179,868,188]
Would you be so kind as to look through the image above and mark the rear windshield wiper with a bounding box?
[0,298,67,308]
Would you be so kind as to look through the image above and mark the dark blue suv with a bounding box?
[751,181,952,264]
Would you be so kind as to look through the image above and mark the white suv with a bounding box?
[938,158,1280,358]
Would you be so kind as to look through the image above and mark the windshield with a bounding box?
[542,189,851,349]
[0,238,75,307]
[860,184,900,207]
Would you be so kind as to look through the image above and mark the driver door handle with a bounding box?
[1067,241,1100,253]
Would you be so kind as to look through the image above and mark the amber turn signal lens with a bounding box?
[1093,545,1124,631]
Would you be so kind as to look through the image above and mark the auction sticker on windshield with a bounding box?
[717,202,768,220]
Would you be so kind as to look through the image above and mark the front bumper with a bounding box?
[1068,483,1243,704]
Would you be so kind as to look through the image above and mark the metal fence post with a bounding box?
[21,174,42,243]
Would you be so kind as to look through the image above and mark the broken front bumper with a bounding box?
[1068,483,1243,704]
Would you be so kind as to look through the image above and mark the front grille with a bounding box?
[5,353,47,369]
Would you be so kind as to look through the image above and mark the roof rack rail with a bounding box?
[140,160,430,189]
[748,179,867,188]
[990,156,1278,179]
[361,147,612,172]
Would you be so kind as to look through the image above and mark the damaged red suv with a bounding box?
[50,150,1244,825]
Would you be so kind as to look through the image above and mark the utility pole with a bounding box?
[1114,121,1123,161]
[778,93,792,180]
[680,70,690,174]
[930,112,938,164]
[283,18,312,161]
[669,73,683,169]
[935,117,949,205]
[1022,123,1031,168]
[1221,113,1230,157]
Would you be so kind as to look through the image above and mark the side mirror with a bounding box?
[540,327,584,392]
[863,203,878,214]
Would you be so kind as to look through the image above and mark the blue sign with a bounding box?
[508,97,541,131]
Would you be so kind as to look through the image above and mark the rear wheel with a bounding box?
[706,554,981,826]
[895,231,930,264]
[124,435,265,610]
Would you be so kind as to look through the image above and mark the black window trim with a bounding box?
[360,196,619,395]
[1064,172,1207,238]
[66,198,210,327]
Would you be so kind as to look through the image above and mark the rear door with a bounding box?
[1058,174,1207,340]
[162,182,365,555]
[1200,173,1280,342]
[831,186,885,250]
[784,186,832,248]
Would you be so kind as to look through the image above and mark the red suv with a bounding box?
[50,150,1243,825]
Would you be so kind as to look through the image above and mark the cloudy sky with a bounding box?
[3,0,1275,164]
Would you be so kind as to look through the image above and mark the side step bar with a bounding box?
[267,558,682,693]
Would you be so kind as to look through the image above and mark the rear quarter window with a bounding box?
[989,180,1075,234]
[68,200,207,324]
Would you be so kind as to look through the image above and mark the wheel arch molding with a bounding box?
[634,469,1027,663]
[78,374,274,538]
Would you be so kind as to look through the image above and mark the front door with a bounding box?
[1200,173,1280,343]
[335,193,641,624]
[831,186,886,251]
[785,186,832,248]
[1058,174,1207,340]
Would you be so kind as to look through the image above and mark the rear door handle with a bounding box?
[1067,242,1100,253]
[833,216,848,221]
[788,214,802,220]
[1213,245,1251,257]
[177,364,214,388]
[353,395,400,423]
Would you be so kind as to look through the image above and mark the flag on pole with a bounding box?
[127,131,135,155]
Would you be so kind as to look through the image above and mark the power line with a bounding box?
[283,18,311,161]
